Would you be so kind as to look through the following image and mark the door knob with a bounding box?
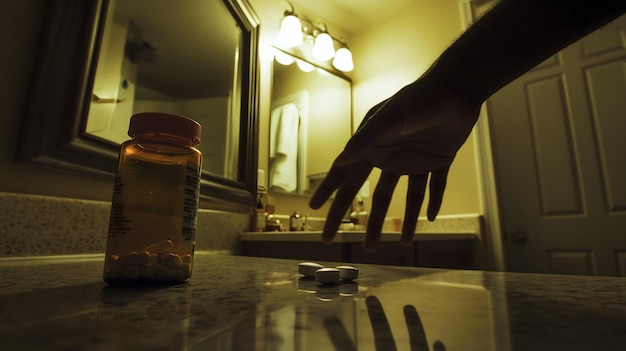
[511,230,527,245]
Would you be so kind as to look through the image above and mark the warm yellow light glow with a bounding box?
[277,15,303,48]
[313,32,335,61]
[273,49,294,65]
[332,47,354,72]
[296,60,314,72]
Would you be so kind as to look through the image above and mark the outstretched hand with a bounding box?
[309,73,481,251]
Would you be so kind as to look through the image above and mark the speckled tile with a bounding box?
[2,254,626,351]
[0,192,249,257]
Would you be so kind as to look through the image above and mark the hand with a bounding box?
[324,295,446,351]
[309,73,481,251]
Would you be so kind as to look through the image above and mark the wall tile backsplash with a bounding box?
[0,192,248,257]
[0,192,482,258]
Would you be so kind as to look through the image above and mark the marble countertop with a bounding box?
[239,231,477,242]
[1,253,626,350]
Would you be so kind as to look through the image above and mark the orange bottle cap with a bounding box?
[128,112,201,145]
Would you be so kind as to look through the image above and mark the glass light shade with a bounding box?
[277,15,303,48]
[296,60,314,72]
[313,33,335,61]
[273,49,294,65]
[332,47,354,72]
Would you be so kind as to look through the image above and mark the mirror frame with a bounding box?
[19,0,260,211]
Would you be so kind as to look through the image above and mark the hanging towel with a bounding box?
[269,103,299,192]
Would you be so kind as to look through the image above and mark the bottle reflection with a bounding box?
[94,286,191,350]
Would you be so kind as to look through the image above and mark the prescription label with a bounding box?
[182,162,200,244]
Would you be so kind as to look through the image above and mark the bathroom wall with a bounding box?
[351,1,482,219]
[251,0,482,220]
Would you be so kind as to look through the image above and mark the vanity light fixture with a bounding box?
[296,60,315,72]
[332,46,354,72]
[273,49,295,65]
[276,2,354,72]
[312,32,335,61]
[277,14,303,48]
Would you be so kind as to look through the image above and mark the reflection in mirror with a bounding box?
[87,0,242,180]
[269,48,351,196]
[19,0,260,210]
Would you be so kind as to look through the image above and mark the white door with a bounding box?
[487,15,626,276]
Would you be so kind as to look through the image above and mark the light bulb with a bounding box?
[277,15,303,48]
[273,49,294,65]
[332,47,354,72]
[296,60,314,72]
[313,33,335,61]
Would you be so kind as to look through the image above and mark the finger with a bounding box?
[364,172,400,252]
[365,296,397,351]
[400,174,428,246]
[403,305,429,351]
[323,316,357,351]
[310,165,346,210]
[322,164,372,243]
[433,341,447,351]
[427,167,450,221]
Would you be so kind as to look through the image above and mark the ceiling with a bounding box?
[286,0,416,34]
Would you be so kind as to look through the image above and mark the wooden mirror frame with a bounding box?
[19,0,260,211]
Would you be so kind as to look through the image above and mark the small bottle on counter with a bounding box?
[350,198,369,231]
[290,210,303,231]
[251,194,266,232]
[103,112,202,286]
[264,204,282,231]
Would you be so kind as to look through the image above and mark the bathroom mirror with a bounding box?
[19,0,260,210]
[269,48,352,196]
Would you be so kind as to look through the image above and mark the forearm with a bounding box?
[430,0,626,104]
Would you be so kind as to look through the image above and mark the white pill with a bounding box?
[298,262,324,277]
[122,265,141,280]
[336,265,359,281]
[161,252,183,268]
[315,268,340,284]
[140,263,155,279]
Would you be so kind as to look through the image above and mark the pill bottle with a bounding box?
[103,112,202,285]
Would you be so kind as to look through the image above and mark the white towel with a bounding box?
[269,103,300,192]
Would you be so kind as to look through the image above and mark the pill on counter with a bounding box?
[315,268,340,284]
[298,262,324,277]
[122,264,141,280]
[336,265,359,281]
[161,252,183,268]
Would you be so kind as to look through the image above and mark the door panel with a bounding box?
[487,15,626,276]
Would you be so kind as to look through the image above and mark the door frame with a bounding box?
[461,0,506,272]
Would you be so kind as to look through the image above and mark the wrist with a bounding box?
[418,58,487,108]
